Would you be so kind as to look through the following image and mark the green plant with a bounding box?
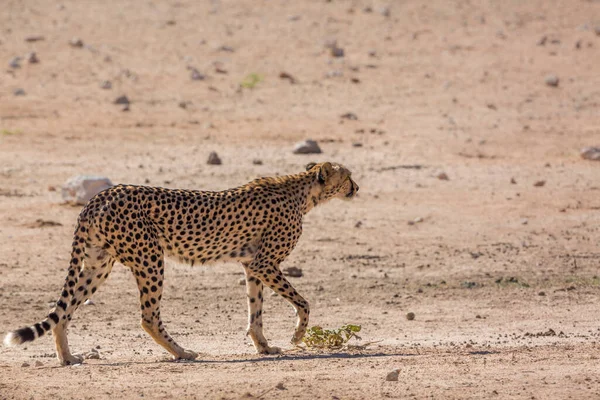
[1,129,22,136]
[302,324,362,349]
[240,73,263,89]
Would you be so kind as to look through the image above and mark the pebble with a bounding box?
[21,362,30,367]
[13,88,26,96]
[61,175,113,205]
[69,37,84,47]
[386,369,399,381]
[545,75,559,87]
[85,350,100,360]
[533,180,546,187]
[293,139,322,154]
[238,278,246,285]
[437,172,449,180]
[331,46,345,58]
[252,159,263,165]
[580,147,600,161]
[34,360,43,367]
[9,57,21,69]
[114,95,130,105]
[121,104,130,112]
[283,266,303,278]
[26,52,39,64]
[100,80,112,89]
[190,68,206,81]
[379,6,391,17]
[25,36,45,42]
[207,151,222,165]
[340,112,358,120]
[325,70,343,78]
[406,312,416,321]
[84,299,95,306]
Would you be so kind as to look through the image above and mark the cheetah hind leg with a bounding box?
[53,247,115,365]
[125,252,198,361]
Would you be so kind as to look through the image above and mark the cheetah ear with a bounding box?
[305,162,317,171]
[318,162,333,184]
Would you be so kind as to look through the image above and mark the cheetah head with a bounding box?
[305,162,359,203]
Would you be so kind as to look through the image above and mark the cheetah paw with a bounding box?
[291,331,306,345]
[176,349,199,360]
[259,346,282,355]
[60,353,84,366]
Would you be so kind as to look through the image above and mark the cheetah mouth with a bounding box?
[345,181,358,198]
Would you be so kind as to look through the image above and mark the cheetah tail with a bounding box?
[3,220,88,347]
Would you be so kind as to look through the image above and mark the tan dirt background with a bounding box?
[1,0,600,399]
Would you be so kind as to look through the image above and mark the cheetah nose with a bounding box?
[354,182,359,193]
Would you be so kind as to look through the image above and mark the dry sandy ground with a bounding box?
[1,0,600,399]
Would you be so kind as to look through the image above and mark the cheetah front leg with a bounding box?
[252,262,310,347]
[242,266,281,354]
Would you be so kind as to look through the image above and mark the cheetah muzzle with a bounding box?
[4,162,359,365]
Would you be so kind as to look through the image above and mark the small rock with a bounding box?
[331,46,345,57]
[538,291,546,296]
[13,88,26,96]
[275,382,286,390]
[325,70,343,78]
[368,49,377,57]
[279,72,297,84]
[85,350,100,360]
[34,360,43,367]
[406,312,415,321]
[386,369,399,381]
[26,52,39,64]
[521,218,528,225]
[510,177,517,184]
[9,57,21,69]
[238,278,246,286]
[293,139,322,154]
[217,45,234,52]
[25,36,45,42]
[533,180,546,187]
[84,299,95,306]
[354,221,362,228]
[580,147,600,161]
[437,172,449,181]
[21,362,30,367]
[352,142,363,147]
[69,37,84,47]
[283,266,303,278]
[121,104,130,112]
[207,151,222,165]
[190,68,205,81]
[340,112,358,120]
[61,176,113,205]
[545,75,559,87]
[378,6,391,17]
[252,159,263,165]
[114,95,130,105]
[100,80,112,89]
[537,36,547,46]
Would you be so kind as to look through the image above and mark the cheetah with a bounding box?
[4,162,359,365]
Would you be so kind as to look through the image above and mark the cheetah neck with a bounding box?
[302,172,326,214]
